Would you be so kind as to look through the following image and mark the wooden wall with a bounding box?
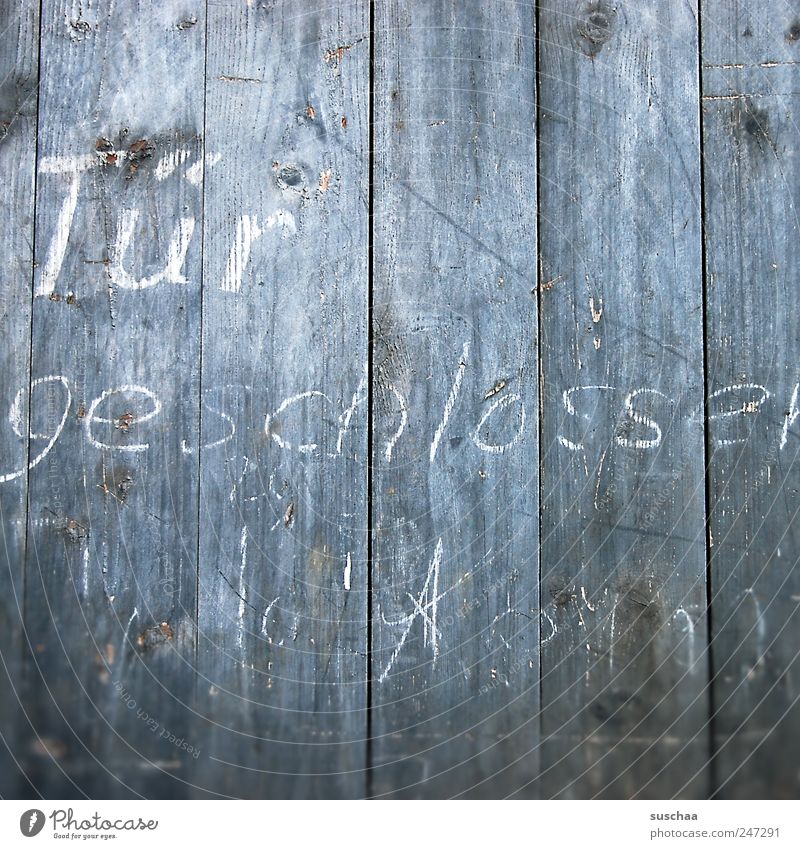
[0,0,796,799]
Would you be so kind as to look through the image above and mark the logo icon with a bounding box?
[19,810,46,837]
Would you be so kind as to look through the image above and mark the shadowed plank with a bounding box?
[23,0,205,797]
[702,0,800,799]
[538,0,709,798]
[194,0,369,799]
[371,0,540,798]
[0,0,39,798]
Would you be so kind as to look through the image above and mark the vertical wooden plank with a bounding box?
[0,0,39,797]
[24,1,205,796]
[195,1,369,798]
[372,0,540,798]
[538,1,709,797]
[702,1,800,798]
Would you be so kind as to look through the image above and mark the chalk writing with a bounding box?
[0,368,795,489]
[379,538,444,681]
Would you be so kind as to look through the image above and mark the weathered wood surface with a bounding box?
[371,0,540,798]
[0,0,39,798]
[194,0,369,799]
[23,0,205,797]
[538,0,709,798]
[701,0,800,799]
[0,0,797,800]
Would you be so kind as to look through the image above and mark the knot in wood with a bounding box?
[576,2,617,56]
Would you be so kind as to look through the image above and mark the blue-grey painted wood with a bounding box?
[537,0,710,798]
[194,0,369,799]
[371,0,540,798]
[702,0,800,799]
[0,0,39,798]
[4,0,798,802]
[23,0,205,797]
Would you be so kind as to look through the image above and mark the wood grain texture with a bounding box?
[0,0,39,798]
[2,0,798,802]
[371,0,540,798]
[701,0,800,799]
[23,0,205,797]
[537,0,709,798]
[194,0,369,799]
